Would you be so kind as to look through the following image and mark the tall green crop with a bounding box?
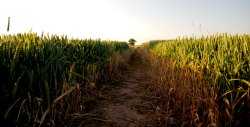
[0,32,129,126]
[149,33,250,125]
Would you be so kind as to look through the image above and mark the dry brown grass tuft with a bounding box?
[101,48,134,84]
[143,53,220,127]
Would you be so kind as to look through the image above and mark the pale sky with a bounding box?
[0,0,249,43]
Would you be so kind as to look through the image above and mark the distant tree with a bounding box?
[128,38,136,46]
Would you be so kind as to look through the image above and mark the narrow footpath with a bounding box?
[85,47,153,127]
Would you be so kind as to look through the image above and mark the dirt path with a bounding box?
[85,47,152,127]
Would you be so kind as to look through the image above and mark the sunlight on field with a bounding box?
[0,0,249,126]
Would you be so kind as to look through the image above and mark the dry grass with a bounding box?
[143,53,220,127]
[101,48,134,84]
[53,48,134,126]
